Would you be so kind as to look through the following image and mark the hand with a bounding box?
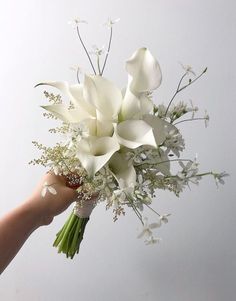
[26,172,79,226]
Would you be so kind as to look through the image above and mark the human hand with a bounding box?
[26,172,80,226]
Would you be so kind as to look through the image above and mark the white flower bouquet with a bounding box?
[30,18,227,258]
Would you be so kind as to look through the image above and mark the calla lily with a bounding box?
[115,120,157,149]
[143,114,177,146]
[83,75,122,121]
[121,48,160,120]
[109,152,136,187]
[120,89,153,120]
[41,104,92,123]
[36,81,95,115]
[125,47,162,94]
[76,136,120,177]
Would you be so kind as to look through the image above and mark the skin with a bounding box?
[0,172,92,274]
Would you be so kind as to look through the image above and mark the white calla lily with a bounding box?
[36,81,96,116]
[115,120,157,149]
[76,136,120,177]
[143,114,176,146]
[121,89,153,120]
[109,152,136,187]
[125,47,162,94]
[83,75,122,121]
[41,104,92,123]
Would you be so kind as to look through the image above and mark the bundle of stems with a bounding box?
[53,211,89,259]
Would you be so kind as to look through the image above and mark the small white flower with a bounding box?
[89,45,107,56]
[189,99,199,119]
[179,62,196,76]
[68,18,88,28]
[160,214,171,224]
[145,236,161,245]
[214,172,229,187]
[41,181,57,198]
[157,104,168,119]
[103,17,120,28]
[164,129,185,157]
[137,217,161,239]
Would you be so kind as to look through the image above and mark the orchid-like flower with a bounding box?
[179,62,196,76]
[41,182,57,197]
[137,217,161,239]
[68,18,88,28]
[89,45,107,56]
[103,17,120,28]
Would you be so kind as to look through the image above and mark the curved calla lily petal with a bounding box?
[121,89,153,120]
[125,48,162,94]
[41,104,92,123]
[76,136,120,177]
[109,152,136,187]
[120,89,141,120]
[36,81,96,117]
[143,114,176,146]
[69,84,96,116]
[140,94,154,115]
[115,120,157,149]
[83,75,122,120]
[96,119,114,137]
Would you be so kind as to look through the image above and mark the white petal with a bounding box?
[41,104,92,123]
[36,81,96,117]
[109,152,136,187]
[126,48,162,94]
[48,186,57,195]
[149,222,161,229]
[120,89,142,120]
[137,230,146,239]
[121,88,154,120]
[41,187,47,198]
[143,114,176,146]
[155,149,171,176]
[115,120,157,149]
[83,75,122,120]
[76,136,120,177]
[69,84,96,116]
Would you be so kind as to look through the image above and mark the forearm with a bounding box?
[0,199,42,274]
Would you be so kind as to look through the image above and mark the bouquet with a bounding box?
[30,18,228,259]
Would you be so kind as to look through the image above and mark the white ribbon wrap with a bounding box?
[73,199,96,218]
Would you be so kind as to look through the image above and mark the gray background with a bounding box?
[0,0,235,300]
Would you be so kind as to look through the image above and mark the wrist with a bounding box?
[23,197,52,228]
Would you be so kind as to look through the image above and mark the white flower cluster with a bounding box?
[32,19,227,246]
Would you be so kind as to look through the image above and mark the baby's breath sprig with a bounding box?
[44,91,62,104]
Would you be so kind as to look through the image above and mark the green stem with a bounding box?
[58,214,77,253]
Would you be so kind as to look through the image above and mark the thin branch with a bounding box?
[144,203,161,216]
[134,158,193,167]
[165,68,207,116]
[101,26,113,75]
[76,67,80,84]
[165,72,187,116]
[173,117,206,126]
[76,26,96,75]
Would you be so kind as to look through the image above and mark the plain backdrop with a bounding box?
[0,0,235,300]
